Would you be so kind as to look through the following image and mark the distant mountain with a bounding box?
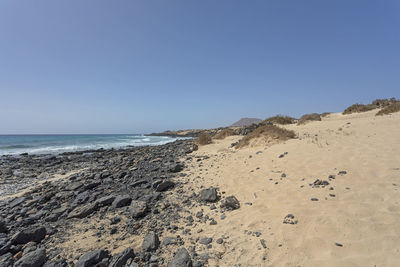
[231,118,262,127]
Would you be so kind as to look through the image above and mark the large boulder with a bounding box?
[142,232,160,252]
[14,248,46,267]
[109,248,134,267]
[11,226,47,245]
[168,248,192,267]
[75,249,110,267]
[199,188,218,202]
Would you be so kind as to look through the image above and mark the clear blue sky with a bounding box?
[1,0,399,134]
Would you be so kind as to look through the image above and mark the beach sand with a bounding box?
[178,110,400,266]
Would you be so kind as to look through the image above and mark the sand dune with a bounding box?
[180,110,400,266]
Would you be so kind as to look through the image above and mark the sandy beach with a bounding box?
[175,110,400,266]
[1,109,399,267]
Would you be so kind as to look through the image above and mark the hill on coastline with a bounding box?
[230,117,262,127]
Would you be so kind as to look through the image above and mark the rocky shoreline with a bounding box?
[0,139,241,267]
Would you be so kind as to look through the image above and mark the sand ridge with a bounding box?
[178,110,400,266]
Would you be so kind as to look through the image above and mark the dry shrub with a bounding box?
[376,102,400,116]
[342,104,376,115]
[297,113,321,125]
[372,98,398,108]
[235,125,296,148]
[214,128,236,140]
[264,115,296,125]
[320,112,331,117]
[196,132,213,145]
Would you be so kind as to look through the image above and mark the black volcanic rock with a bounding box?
[11,226,47,245]
[75,249,110,267]
[14,248,46,267]
[168,248,192,267]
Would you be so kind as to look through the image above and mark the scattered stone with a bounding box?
[335,242,343,247]
[168,248,192,267]
[11,226,47,245]
[221,196,240,210]
[170,163,184,173]
[283,214,298,224]
[311,198,319,201]
[112,195,132,208]
[199,237,212,245]
[75,249,110,267]
[0,221,7,233]
[156,181,175,192]
[199,188,218,202]
[142,232,160,252]
[260,239,267,249]
[14,248,46,267]
[162,237,180,246]
[109,248,134,267]
[130,201,148,218]
[67,203,97,219]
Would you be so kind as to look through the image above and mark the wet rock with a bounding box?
[221,196,240,210]
[75,249,110,267]
[14,248,46,267]
[112,195,132,208]
[11,226,47,245]
[109,247,135,267]
[130,201,148,218]
[168,248,192,267]
[156,181,175,192]
[199,188,217,202]
[142,232,160,252]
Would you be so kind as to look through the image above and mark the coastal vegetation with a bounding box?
[214,128,236,140]
[235,124,296,148]
[376,101,400,116]
[196,132,213,145]
[297,113,322,125]
[263,115,296,125]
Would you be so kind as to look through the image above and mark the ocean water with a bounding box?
[0,134,183,156]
